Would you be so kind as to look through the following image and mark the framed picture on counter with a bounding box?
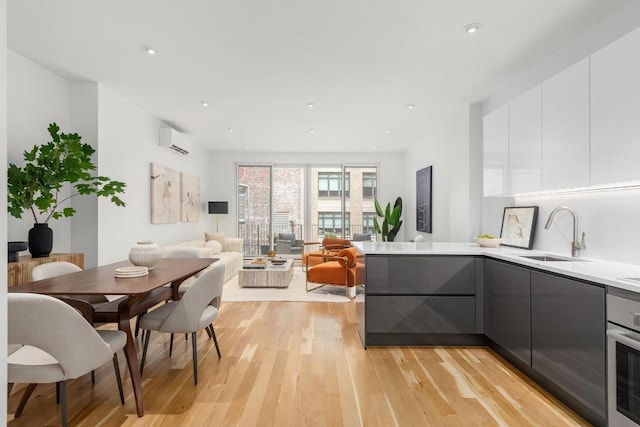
[500,206,538,249]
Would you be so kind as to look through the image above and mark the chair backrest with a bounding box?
[351,233,371,242]
[32,261,82,281]
[158,262,226,332]
[8,293,115,379]
[275,239,292,254]
[277,233,296,246]
[162,247,212,258]
[321,237,350,250]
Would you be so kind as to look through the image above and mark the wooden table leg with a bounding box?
[119,317,144,416]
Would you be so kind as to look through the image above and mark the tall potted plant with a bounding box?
[7,123,126,257]
[374,197,403,241]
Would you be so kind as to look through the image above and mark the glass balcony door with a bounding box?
[237,164,305,258]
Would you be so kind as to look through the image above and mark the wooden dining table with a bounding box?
[8,257,216,417]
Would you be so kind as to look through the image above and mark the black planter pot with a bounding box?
[28,223,53,258]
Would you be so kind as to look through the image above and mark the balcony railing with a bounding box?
[238,223,376,257]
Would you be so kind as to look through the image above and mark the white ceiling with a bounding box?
[6,0,633,153]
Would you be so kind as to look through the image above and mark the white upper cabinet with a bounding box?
[483,104,509,196]
[591,27,640,184]
[509,86,542,194]
[542,58,590,189]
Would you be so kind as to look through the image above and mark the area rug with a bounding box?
[221,267,360,303]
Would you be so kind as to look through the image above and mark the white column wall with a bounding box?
[1,0,8,422]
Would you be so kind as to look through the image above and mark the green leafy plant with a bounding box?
[374,197,403,241]
[7,122,126,223]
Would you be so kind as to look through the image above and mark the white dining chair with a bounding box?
[139,262,225,385]
[8,293,127,427]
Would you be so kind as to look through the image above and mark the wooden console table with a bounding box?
[7,253,84,287]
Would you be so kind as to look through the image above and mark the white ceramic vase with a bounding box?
[129,240,161,269]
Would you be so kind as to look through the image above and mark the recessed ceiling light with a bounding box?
[385,129,392,134]
[228,128,235,133]
[244,144,249,148]
[406,104,415,110]
[201,101,209,107]
[309,128,316,134]
[464,23,481,34]
[142,46,158,55]
[311,145,316,149]
[373,145,379,149]
[306,102,315,108]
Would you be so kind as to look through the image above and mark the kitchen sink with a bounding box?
[520,255,589,262]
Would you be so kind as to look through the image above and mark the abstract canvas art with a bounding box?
[150,162,180,224]
[416,166,432,233]
[180,172,201,223]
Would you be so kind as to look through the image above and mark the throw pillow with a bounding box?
[205,232,227,251]
[336,247,357,268]
[204,240,223,254]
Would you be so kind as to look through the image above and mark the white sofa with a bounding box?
[161,236,243,284]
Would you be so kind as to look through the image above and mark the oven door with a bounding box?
[608,324,640,426]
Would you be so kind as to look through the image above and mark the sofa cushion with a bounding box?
[205,232,227,251]
[204,240,223,254]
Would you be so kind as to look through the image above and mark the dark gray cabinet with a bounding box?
[530,271,606,425]
[485,260,531,366]
[360,255,481,346]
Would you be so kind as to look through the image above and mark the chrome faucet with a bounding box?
[544,206,586,257]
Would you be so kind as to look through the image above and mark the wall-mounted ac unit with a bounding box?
[159,126,192,155]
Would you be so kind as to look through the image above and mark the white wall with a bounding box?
[208,151,406,241]
[483,189,640,265]
[1,0,8,423]
[404,104,483,243]
[95,84,213,265]
[7,50,73,251]
[7,51,215,267]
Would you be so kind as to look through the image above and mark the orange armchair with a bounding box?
[302,237,350,271]
[306,247,364,298]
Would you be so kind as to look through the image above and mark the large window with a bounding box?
[318,172,350,198]
[363,172,376,199]
[318,212,350,236]
[362,212,376,234]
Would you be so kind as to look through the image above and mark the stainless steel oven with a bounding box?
[607,288,640,426]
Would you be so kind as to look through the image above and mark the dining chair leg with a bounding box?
[56,382,60,404]
[169,333,174,357]
[191,331,198,385]
[140,329,151,375]
[14,383,38,417]
[91,370,95,385]
[8,382,13,396]
[59,381,68,427]
[113,353,125,405]
[205,326,212,339]
[210,325,221,358]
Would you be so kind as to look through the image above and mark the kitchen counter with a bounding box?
[352,241,640,293]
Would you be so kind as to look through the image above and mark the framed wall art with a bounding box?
[416,166,432,233]
[500,206,539,249]
[180,172,201,223]
[150,162,180,224]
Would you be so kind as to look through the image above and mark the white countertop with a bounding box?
[351,241,640,294]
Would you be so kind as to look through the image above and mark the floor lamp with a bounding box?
[208,201,229,232]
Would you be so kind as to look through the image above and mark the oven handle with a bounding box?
[607,328,640,352]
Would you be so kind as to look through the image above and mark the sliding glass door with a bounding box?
[237,165,305,257]
[237,163,376,257]
[308,165,377,242]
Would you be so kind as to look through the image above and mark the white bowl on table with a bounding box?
[474,237,502,248]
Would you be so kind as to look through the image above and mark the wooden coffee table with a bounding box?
[239,259,294,288]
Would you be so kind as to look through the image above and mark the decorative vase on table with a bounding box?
[129,240,161,270]
[28,223,53,258]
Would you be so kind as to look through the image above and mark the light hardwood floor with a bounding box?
[7,301,590,426]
